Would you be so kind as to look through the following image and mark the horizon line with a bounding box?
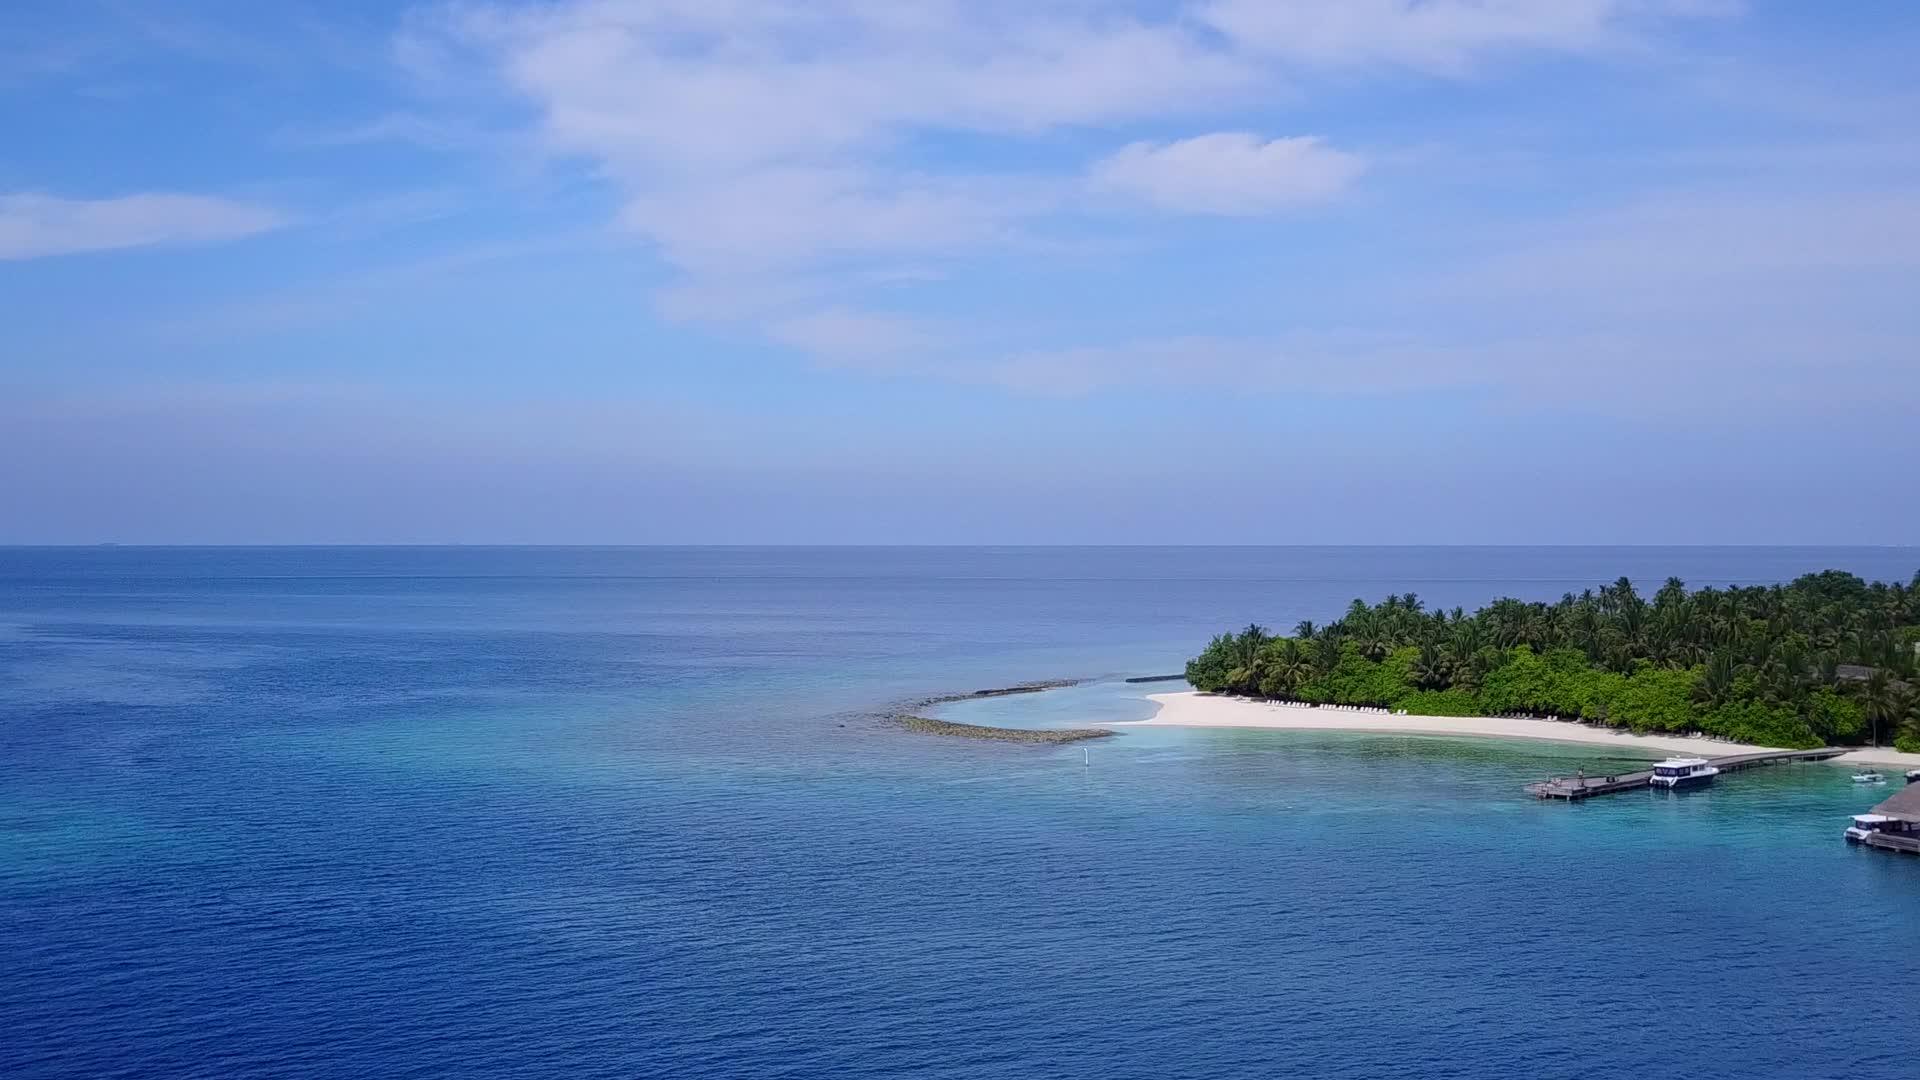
[4,543,1917,551]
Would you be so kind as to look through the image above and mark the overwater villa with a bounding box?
[1846,783,1920,855]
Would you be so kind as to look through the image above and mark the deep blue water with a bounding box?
[3,547,1918,1079]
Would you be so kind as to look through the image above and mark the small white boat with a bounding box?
[1851,772,1885,784]
[1907,769,1920,783]
[1649,757,1718,789]
[1847,814,1892,842]
[1844,813,1907,843]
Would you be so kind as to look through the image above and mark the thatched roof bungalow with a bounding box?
[1871,782,1920,824]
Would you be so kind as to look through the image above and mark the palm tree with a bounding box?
[1312,633,1342,677]
[1845,628,1876,666]
[1484,598,1526,648]
[1356,626,1392,662]
[1411,641,1450,690]
[1815,650,1840,685]
[1616,602,1647,657]
[1603,642,1636,675]
[1900,686,1920,750]
[1222,624,1271,694]
[1600,575,1641,616]
[1862,670,1901,748]
[1572,606,1603,660]
[1518,610,1551,651]
[1260,641,1312,699]
[1645,628,1677,666]
[1694,653,1737,709]
[1671,638,1708,667]
[1749,642,1805,705]
[1653,576,1687,612]
[1451,652,1488,694]
[1186,569,1920,748]
[1447,621,1485,668]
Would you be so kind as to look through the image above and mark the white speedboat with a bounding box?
[1649,757,1718,789]
[1851,772,1885,784]
[1847,814,1891,842]
[1845,814,1904,843]
[1907,769,1920,783]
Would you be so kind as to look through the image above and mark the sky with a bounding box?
[3,0,1918,544]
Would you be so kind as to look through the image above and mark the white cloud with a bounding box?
[1442,190,1920,297]
[413,0,1725,289]
[976,335,1475,397]
[443,0,1259,172]
[616,167,1048,273]
[1201,0,1739,73]
[401,0,1778,398]
[753,184,1920,416]
[1090,133,1364,215]
[412,0,1735,288]
[766,307,932,362]
[953,322,1914,418]
[652,266,947,325]
[0,192,285,260]
[409,0,1262,287]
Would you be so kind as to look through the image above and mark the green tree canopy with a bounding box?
[1185,569,1918,750]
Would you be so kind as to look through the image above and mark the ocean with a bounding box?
[2,546,1917,1079]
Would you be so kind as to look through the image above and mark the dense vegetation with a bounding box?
[1185,571,1920,752]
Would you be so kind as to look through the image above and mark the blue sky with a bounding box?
[4,1,1918,544]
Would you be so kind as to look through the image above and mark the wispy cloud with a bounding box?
[0,192,287,261]
[141,231,607,344]
[766,308,934,362]
[809,320,1914,423]
[1201,0,1740,73]
[274,110,508,153]
[762,178,1920,419]
[615,167,1050,274]
[1441,189,1920,299]
[401,0,1730,343]
[1090,133,1365,215]
[433,1,1261,170]
[410,0,1263,286]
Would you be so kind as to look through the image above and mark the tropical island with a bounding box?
[1182,571,1920,754]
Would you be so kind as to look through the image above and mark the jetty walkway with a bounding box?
[1525,747,1850,800]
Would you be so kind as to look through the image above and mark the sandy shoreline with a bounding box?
[1116,692,1920,769]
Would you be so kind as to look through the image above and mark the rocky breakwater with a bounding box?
[892,680,1115,744]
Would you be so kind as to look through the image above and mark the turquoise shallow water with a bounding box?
[2,546,1917,1079]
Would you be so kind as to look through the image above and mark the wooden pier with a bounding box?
[1525,747,1851,800]
[1859,831,1920,855]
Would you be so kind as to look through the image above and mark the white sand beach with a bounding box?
[1121,692,1920,769]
